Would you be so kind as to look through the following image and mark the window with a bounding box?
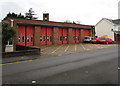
[50,36,52,41]
[31,36,33,42]
[9,40,13,45]
[43,36,46,41]
[40,36,42,41]
[27,36,30,42]
[78,36,80,40]
[5,39,13,45]
[60,36,63,41]
[64,36,68,41]
[18,36,20,42]
[100,38,105,40]
[22,36,25,42]
[47,36,50,41]
[73,36,76,40]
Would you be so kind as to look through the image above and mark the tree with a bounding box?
[2,21,16,52]
[4,12,26,19]
[25,8,38,20]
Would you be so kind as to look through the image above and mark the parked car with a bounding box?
[99,38,113,44]
[91,38,113,44]
[84,36,93,43]
[90,38,100,44]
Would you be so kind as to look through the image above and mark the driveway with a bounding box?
[40,43,117,57]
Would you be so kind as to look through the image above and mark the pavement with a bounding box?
[2,55,40,64]
[1,43,117,64]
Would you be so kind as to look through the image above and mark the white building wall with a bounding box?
[95,19,114,40]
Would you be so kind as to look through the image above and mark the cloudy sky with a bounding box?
[0,0,119,25]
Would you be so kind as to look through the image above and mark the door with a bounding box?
[46,27,53,45]
[63,28,68,44]
[58,28,63,44]
[72,29,76,43]
[25,26,34,46]
[84,30,91,37]
[17,26,25,45]
[76,29,80,43]
[40,27,47,45]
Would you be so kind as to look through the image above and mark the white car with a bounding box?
[84,36,93,43]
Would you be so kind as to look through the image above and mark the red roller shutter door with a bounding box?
[72,29,76,43]
[17,26,25,45]
[58,28,63,44]
[63,28,68,44]
[40,27,47,45]
[84,30,91,37]
[46,27,52,45]
[76,29,80,43]
[25,26,34,46]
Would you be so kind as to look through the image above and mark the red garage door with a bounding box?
[72,29,80,43]
[25,26,34,46]
[63,28,68,44]
[72,29,76,43]
[17,26,25,45]
[58,28,63,44]
[58,28,68,44]
[40,27,53,45]
[76,29,80,43]
[40,27,47,45]
[84,30,91,37]
[46,27,52,45]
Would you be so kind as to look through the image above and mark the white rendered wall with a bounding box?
[95,19,114,40]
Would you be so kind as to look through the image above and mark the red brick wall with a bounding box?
[53,27,59,45]
[34,26,40,46]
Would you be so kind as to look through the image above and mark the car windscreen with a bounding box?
[100,38,105,40]
[84,37,90,39]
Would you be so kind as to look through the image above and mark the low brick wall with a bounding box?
[2,45,41,58]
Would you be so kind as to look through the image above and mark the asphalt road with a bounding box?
[2,46,118,84]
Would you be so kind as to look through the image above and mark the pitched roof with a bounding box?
[112,19,120,25]
[105,18,120,25]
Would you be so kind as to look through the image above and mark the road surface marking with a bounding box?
[65,45,69,52]
[81,44,86,50]
[81,44,90,50]
[51,45,63,54]
[42,47,50,51]
[0,60,33,66]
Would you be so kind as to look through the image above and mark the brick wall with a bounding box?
[34,26,40,46]
[53,27,59,45]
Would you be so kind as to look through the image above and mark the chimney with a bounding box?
[43,13,49,21]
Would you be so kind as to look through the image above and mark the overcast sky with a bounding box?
[0,0,119,25]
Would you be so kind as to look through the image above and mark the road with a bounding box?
[2,45,118,84]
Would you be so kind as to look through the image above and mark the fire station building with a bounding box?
[4,13,94,50]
